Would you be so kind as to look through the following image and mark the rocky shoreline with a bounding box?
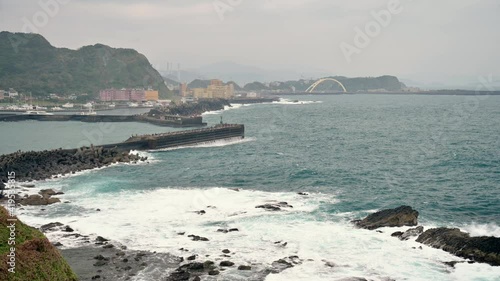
[4,186,500,281]
[149,99,231,117]
[353,206,500,267]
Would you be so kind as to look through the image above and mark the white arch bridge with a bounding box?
[305,78,347,93]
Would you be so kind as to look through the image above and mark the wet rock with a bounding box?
[238,265,252,270]
[53,242,63,247]
[63,226,74,232]
[391,231,404,238]
[208,270,219,275]
[220,261,235,267]
[94,255,109,261]
[222,249,230,254]
[18,194,61,206]
[40,222,64,232]
[229,228,239,232]
[187,255,196,261]
[271,256,302,273]
[354,206,419,230]
[39,189,64,197]
[399,226,424,240]
[416,228,500,266]
[166,270,190,281]
[297,192,309,196]
[188,235,209,242]
[443,261,463,268]
[337,278,368,281]
[103,244,114,249]
[256,202,293,211]
[96,236,109,242]
[93,260,107,267]
[195,210,206,215]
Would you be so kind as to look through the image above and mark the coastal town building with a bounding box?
[180,83,188,97]
[187,80,234,99]
[8,88,18,97]
[144,90,159,101]
[99,88,159,102]
[0,90,5,100]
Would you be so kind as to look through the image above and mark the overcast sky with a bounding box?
[1,0,499,86]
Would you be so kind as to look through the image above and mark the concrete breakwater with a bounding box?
[0,146,147,183]
[0,124,244,183]
[102,124,245,151]
[0,113,205,127]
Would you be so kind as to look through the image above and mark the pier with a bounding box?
[0,113,206,127]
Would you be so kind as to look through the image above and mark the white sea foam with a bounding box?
[271,98,322,105]
[149,137,255,152]
[460,222,500,238]
[201,99,320,116]
[16,187,500,281]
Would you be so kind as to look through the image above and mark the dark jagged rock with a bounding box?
[18,194,61,206]
[150,99,231,117]
[220,261,234,267]
[354,206,419,230]
[238,265,252,270]
[39,188,64,197]
[63,225,74,232]
[443,261,464,268]
[399,226,424,240]
[391,231,404,238]
[270,256,303,274]
[40,222,64,232]
[208,270,219,275]
[256,202,293,211]
[96,236,109,242]
[188,234,209,242]
[416,228,500,266]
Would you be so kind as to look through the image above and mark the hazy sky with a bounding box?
[1,0,499,85]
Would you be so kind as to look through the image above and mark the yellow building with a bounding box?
[187,80,234,99]
[145,90,159,101]
[207,79,234,99]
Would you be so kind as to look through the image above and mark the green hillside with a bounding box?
[0,32,171,98]
[0,206,78,280]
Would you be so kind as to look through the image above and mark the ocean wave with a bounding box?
[149,137,255,152]
[15,187,500,281]
[460,222,500,238]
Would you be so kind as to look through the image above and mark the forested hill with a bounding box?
[0,32,170,98]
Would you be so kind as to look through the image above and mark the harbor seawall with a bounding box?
[102,124,245,151]
[0,114,206,127]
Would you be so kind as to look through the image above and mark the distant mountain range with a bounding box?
[160,61,331,86]
[0,32,170,98]
[184,76,404,93]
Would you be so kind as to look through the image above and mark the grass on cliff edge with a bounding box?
[0,206,78,281]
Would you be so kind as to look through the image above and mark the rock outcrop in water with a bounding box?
[353,206,419,230]
[148,99,230,117]
[416,228,500,266]
[0,206,78,281]
[0,146,147,182]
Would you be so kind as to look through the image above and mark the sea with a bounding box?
[2,94,499,281]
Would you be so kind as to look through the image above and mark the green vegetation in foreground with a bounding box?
[0,206,78,281]
[0,31,172,99]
